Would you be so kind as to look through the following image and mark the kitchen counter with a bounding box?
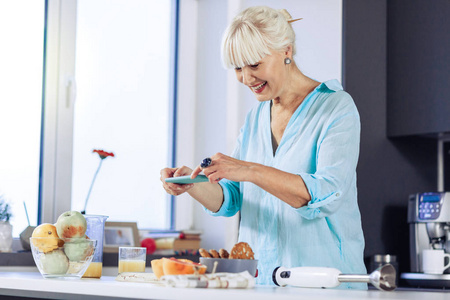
[0,271,448,300]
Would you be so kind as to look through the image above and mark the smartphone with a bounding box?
[165,175,209,184]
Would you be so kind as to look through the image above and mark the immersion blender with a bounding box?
[272,264,396,291]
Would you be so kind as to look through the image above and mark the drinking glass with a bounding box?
[118,247,146,274]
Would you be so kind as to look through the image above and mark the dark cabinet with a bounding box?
[387,1,450,137]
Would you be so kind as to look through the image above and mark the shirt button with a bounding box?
[336,193,340,197]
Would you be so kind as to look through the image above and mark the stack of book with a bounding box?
[141,230,202,254]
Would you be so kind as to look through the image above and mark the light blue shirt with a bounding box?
[205,80,367,289]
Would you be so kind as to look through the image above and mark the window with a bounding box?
[0,0,45,236]
[1,0,177,237]
[71,0,175,229]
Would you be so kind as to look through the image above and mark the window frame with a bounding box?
[39,0,77,224]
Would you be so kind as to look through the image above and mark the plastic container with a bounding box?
[199,257,258,277]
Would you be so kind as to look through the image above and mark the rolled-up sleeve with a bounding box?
[204,179,241,217]
[296,108,360,220]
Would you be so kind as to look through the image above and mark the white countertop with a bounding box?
[0,271,448,300]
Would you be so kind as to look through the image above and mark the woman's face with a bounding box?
[234,50,287,102]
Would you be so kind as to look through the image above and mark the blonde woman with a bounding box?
[161,6,366,288]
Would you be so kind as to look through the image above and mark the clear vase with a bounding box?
[0,221,13,252]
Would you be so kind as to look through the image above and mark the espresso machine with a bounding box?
[402,192,450,287]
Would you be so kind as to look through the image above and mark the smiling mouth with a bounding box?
[251,81,267,93]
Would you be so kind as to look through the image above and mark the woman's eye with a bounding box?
[234,67,242,71]
[250,64,259,68]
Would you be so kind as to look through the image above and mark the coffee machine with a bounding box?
[407,192,450,274]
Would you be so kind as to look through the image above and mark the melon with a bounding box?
[150,259,164,279]
[161,257,207,276]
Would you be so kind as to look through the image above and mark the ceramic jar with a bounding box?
[0,221,13,252]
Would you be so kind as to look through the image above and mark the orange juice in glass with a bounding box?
[83,262,103,278]
[118,247,146,274]
[119,260,146,273]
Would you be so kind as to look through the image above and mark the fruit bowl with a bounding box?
[30,237,97,279]
[199,257,258,277]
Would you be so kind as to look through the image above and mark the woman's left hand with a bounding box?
[191,152,252,183]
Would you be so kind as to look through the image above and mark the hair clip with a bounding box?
[288,18,303,23]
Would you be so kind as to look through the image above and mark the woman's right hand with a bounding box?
[160,166,194,196]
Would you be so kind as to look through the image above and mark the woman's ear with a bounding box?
[285,45,293,57]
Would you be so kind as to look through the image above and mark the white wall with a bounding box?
[176,0,342,250]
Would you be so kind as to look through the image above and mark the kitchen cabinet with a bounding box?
[387,1,450,137]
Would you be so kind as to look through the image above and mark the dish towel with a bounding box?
[116,272,164,285]
[161,271,255,288]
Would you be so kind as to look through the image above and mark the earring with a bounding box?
[284,57,291,65]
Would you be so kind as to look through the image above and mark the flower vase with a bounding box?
[0,221,13,252]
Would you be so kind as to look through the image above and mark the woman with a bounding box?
[161,6,366,288]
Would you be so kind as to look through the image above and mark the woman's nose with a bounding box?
[241,68,254,85]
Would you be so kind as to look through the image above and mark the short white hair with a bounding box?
[221,6,297,69]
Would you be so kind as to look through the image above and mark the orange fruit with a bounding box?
[31,223,64,253]
[151,259,164,279]
[161,257,207,276]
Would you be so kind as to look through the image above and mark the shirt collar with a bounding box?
[316,79,343,92]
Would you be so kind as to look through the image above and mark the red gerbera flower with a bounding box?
[93,149,115,159]
[81,149,115,214]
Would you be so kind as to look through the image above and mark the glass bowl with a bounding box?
[199,257,258,277]
[30,237,97,279]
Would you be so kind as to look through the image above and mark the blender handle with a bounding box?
[273,266,341,288]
